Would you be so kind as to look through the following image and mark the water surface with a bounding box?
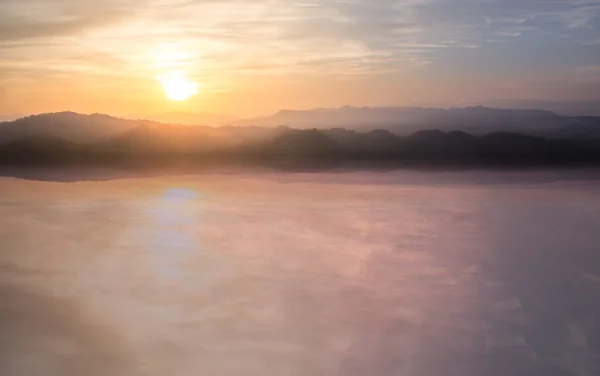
[1,169,599,375]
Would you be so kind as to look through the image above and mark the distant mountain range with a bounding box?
[1,109,600,166]
[482,100,600,117]
[3,106,600,142]
[232,106,600,138]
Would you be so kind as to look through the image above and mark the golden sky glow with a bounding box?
[0,0,599,118]
[157,72,199,101]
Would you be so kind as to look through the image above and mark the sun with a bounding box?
[157,72,198,101]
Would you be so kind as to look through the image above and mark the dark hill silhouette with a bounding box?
[0,112,141,143]
[3,109,600,144]
[3,127,599,167]
[265,129,340,158]
[1,111,600,167]
[92,124,214,155]
[407,129,447,142]
[366,129,399,143]
[0,135,81,164]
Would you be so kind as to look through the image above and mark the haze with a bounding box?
[1,0,599,118]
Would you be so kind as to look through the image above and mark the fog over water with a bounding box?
[0,169,599,376]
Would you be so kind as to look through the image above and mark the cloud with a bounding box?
[0,0,141,42]
[1,0,597,68]
[1,0,599,110]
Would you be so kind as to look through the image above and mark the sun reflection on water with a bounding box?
[147,188,200,280]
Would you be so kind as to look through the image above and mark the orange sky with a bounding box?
[1,0,599,117]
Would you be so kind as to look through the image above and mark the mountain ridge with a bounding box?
[1,116,600,167]
[2,106,600,146]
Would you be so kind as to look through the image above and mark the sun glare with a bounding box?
[157,72,198,101]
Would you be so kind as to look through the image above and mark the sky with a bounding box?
[0,0,599,117]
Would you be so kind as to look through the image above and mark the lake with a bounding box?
[0,168,599,376]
